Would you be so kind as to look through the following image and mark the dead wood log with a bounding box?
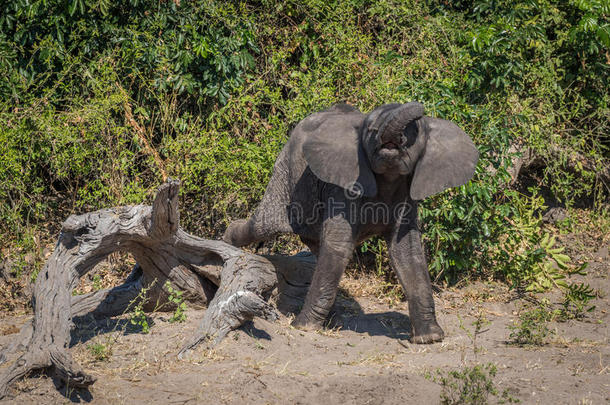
[0,180,314,399]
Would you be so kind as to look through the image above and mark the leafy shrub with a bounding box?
[437,363,518,404]
[0,0,258,106]
[0,0,607,306]
[559,281,597,320]
[87,342,112,362]
[508,305,556,346]
[164,281,187,323]
[128,282,155,334]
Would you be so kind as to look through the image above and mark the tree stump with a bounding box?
[0,180,315,398]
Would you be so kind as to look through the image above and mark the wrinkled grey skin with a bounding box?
[224,102,478,343]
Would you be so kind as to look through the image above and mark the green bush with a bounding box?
[0,0,607,303]
[87,342,112,362]
[508,304,556,346]
[0,0,258,106]
[437,363,518,404]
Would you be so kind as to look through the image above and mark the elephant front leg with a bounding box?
[292,217,354,329]
[387,226,444,344]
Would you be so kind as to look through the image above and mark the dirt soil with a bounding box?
[0,240,608,404]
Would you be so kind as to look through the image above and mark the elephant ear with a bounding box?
[301,104,377,197]
[410,117,479,200]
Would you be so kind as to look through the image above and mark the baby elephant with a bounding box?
[224,102,478,343]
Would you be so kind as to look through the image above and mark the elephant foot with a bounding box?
[411,321,444,344]
[291,312,324,331]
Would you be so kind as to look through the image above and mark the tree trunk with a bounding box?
[0,180,314,399]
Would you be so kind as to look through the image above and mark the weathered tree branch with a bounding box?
[0,180,314,399]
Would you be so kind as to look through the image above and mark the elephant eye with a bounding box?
[402,121,418,148]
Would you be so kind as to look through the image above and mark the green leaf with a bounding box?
[68,0,78,16]
[553,253,571,264]
[596,24,610,48]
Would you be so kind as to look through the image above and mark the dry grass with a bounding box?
[0,324,19,335]
[550,336,606,349]
[73,252,135,295]
[459,282,512,303]
[243,356,271,372]
[337,351,399,368]
[340,272,404,306]
[316,324,342,338]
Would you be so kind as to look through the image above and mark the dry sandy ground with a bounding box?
[0,245,608,404]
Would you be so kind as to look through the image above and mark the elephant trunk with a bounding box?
[378,102,425,143]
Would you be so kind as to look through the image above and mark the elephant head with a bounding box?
[301,102,479,200]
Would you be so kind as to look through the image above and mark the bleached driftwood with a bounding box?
[0,180,315,398]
